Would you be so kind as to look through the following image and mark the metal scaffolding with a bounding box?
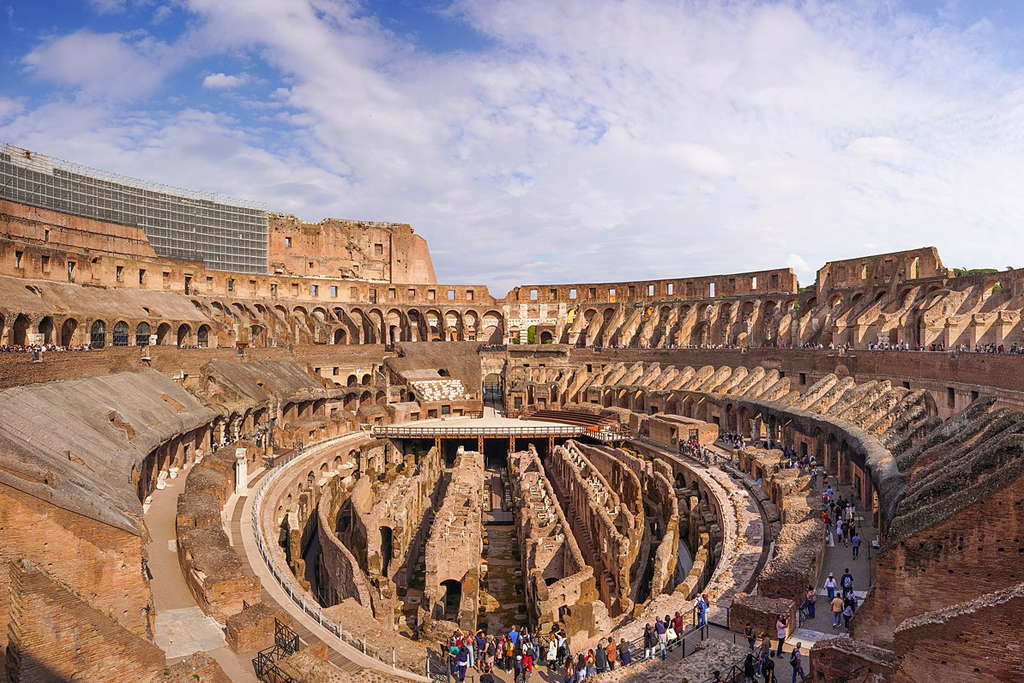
[0,142,268,274]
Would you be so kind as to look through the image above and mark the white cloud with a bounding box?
[202,72,248,89]
[9,0,1024,291]
[22,30,176,98]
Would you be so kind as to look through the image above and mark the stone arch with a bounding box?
[481,310,503,344]
[197,324,211,348]
[386,308,404,344]
[135,322,151,347]
[36,316,54,345]
[61,318,79,347]
[177,324,192,347]
[12,313,30,346]
[112,320,130,346]
[90,319,107,349]
[156,322,172,346]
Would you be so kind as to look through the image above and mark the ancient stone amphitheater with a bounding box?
[0,142,1022,683]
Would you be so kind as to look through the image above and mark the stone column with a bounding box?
[235,447,249,494]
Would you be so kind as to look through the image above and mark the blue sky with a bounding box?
[3,0,1024,294]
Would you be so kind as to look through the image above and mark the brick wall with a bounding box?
[0,483,153,646]
[854,475,1024,646]
[7,563,166,683]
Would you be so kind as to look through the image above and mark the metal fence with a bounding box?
[251,432,429,677]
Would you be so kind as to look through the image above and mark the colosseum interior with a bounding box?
[1,142,1023,682]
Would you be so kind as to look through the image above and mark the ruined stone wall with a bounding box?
[508,447,599,640]
[887,584,1024,683]
[422,449,484,632]
[316,478,373,609]
[268,213,437,284]
[573,443,648,604]
[176,447,261,622]
[347,444,443,626]
[548,440,637,614]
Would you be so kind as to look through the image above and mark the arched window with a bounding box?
[112,321,130,346]
[90,320,106,349]
[136,322,151,347]
[197,325,210,348]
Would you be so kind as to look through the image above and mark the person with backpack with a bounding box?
[789,643,805,683]
[840,568,854,598]
[761,651,776,683]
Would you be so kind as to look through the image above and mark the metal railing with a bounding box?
[371,424,586,438]
[251,432,427,678]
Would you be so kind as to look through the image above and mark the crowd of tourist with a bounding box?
[680,438,718,464]
[0,343,93,353]
[444,604,725,683]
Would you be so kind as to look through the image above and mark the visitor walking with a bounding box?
[824,573,837,602]
[789,644,805,683]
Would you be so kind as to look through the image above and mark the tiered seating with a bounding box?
[410,379,469,402]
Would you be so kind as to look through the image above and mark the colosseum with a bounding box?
[0,141,1022,683]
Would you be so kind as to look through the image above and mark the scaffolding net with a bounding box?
[0,142,268,274]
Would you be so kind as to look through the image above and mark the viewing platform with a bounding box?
[369,414,627,443]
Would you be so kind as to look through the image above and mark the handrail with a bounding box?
[250,432,428,678]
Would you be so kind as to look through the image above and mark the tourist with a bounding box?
[804,585,816,619]
[831,593,844,628]
[606,637,617,670]
[586,649,596,678]
[840,567,854,598]
[547,635,558,670]
[775,615,788,657]
[711,670,723,683]
[466,632,475,670]
[563,658,575,683]
[744,622,756,650]
[594,639,608,674]
[851,531,861,559]
[789,644,805,683]
[655,616,668,659]
[744,651,758,683]
[842,600,855,631]
[673,610,684,637]
[456,647,469,682]
[617,638,632,666]
[522,636,534,673]
[575,653,587,682]
[824,573,837,602]
[758,632,772,667]
[486,635,497,672]
[643,622,657,660]
[475,631,486,671]
[513,655,524,683]
[761,651,776,683]
[695,594,708,628]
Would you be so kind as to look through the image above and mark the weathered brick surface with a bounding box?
[727,593,796,641]
[225,601,288,653]
[7,563,165,683]
[0,482,153,646]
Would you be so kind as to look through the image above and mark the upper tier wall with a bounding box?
[507,267,799,304]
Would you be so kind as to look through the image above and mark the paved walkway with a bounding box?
[144,467,260,682]
[784,478,877,650]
